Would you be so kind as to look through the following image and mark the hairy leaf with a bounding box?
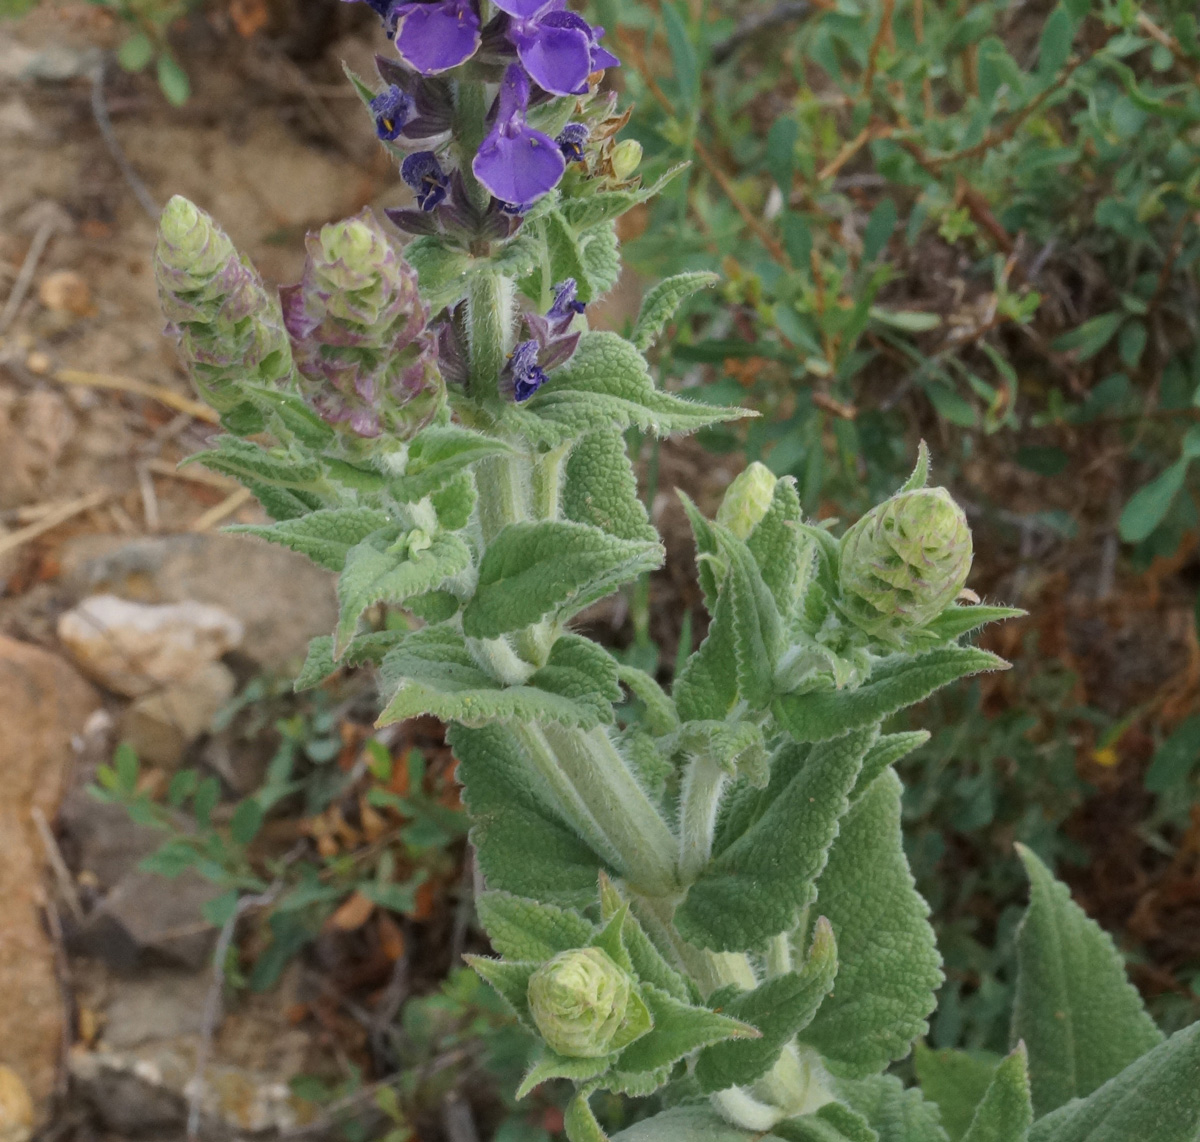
[922,605,1026,643]
[564,429,658,543]
[695,917,838,1092]
[616,665,679,735]
[799,772,942,1076]
[389,425,511,502]
[1026,1022,1200,1142]
[565,1094,610,1142]
[231,507,392,572]
[598,875,692,1002]
[676,727,875,950]
[184,435,322,489]
[775,1104,880,1142]
[336,531,470,655]
[631,271,719,351]
[913,1044,1001,1142]
[960,1045,1032,1142]
[463,520,662,640]
[746,475,809,621]
[477,892,595,962]
[719,530,785,710]
[612,1106,767,1141]
[466,955,537,1026]
[616,985,757,1075]
[451,723,613,907]
[527,332,748,437]
[852,731,931,800]
[378,628,617,729]
[837,1075,949,1142]
[294,629,405,691]
[517,1050,616,1100]
[673,586,739,722]
[1012,845,1163,1116]
[774,648,1007,742]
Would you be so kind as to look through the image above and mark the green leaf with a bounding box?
[1026,1023,1200,1142]
[676,728,874,951]
[336,532,471,655]
[579,221,621,301]
[1118,459,1188,543]
[673,586,739,722]
[230,800,264,846]
[378,628,617,729]
[467,955,538,1026]
[156,54,190,106]
[462,520,662,640]
[747,476,810,621]
[852,731,931,799]
[451,724,612,907]
[695,917,838,1092]
[517,1050,615,1100]
[184,436,322,490]
[679,490,724,613]
[615,985,758,1075]
[716,530,784,710]
[774,648,1008,743]
[230,508,392,572]
[293,630,404,691]
[612,1107,765,1141]
[477,892,595,962]
[1051,312,1123,360]
[565,1094,611,1142]
[799,771,942,1077]
[527,332,749,437]
[837,1075,950,1142]
[631,272,719,351]
[1012,845,1163,1116]
[775,1103,880,1142]
[405,235,470,310]
[1036,6,1074,84]
[960,1045,1032,1142]
[389,427,512,502]
[922,605,1026,643]
[913,1044,1001,1142]
[616,665,679,735]
[598,875,692,1002]
[564,429,658,543]
[117,32,153,72]
[1144,714,1200,792]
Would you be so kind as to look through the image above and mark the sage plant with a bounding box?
[155,4,1200,1138]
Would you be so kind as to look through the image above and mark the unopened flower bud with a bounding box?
[839,486,972,641]
[280,208,444,439]
[610,139,643,182]
[717,462,777,539]
[155,195,292,413]
[527,948,631,1058]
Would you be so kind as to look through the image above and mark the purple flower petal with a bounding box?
[401,151,451,210]
[369,85,413,141]
[394,0,481,74]
[555,122,589,162]
[472,64,565,206]
[507,339,548,401]
[511,20,591,95]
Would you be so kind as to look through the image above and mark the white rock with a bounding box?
[57,595,243,697]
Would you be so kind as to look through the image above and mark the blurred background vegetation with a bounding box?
[2,0,1200,1137]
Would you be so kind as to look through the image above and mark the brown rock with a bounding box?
[121,660,238,766]
[0,1065,34,1142]
[0,636,99,1104]
[59,533,336,671]
[37,269,95,317]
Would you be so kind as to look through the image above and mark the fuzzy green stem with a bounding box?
[678,755,729,884]
[466,268,514,402]
[540,724,679,896]
[451,80,490,213]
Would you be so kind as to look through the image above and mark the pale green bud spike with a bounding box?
[154,195,292,414]
[527,947,633,1058]
[716,462,778,539]
[838,480,973,643]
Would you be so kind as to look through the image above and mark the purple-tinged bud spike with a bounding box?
[155,195,292,413]
[370,85,413,141]
[506,339,549,402]
[555,123,589,163]
[281,208,444,440]
[401,151,451,210]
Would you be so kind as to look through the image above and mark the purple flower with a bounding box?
[370,85,414,141]
[490,0,547,17]
[555,123,589,163]
[507,339,549,401]
[547,278,586,323]
[506,8,619,97]
[472,65,565,208]
[393,0,481,75]
[401,151,451,210]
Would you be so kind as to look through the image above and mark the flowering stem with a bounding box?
[452,79,490,213]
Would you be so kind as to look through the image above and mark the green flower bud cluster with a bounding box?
[716,462,778,539]
[838,484,973,643]
[528,947,634,1058]
[155,195,292,414]
[280,209,444,441]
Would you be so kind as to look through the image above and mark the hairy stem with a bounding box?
[678,754,729,884]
